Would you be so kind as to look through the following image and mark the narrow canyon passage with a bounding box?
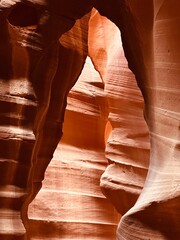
[0,1,179,239]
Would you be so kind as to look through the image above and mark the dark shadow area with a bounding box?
[8,3,39,28]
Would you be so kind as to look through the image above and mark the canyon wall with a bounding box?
[94,1,180,239]
[28,11,150,239]
[88,10,150,215]
[0,1,179,240]
[28,55,120,240]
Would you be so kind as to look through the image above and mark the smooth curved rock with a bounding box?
[0,1,179,239]
[0,1,92,238]
[88,9,150,216]
[94,1,180,239]
[28,56,120,239]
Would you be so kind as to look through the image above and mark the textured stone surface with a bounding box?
[28,56,120,239]
[0,1,92,239]
[94,1,180,239]
[88,10,150,215]
[0,1,180,240]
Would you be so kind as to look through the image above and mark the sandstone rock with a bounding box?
[95,1,180,239]
[0,1,92,238]
[88,9,150,216]
[29,56,120,239]
[0,1,179,239]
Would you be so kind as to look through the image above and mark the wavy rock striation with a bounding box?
[95,1,180,239]
[0,1,92,239]
[0,1,179,240]
[88,10,150,216]
[28,56,120,239]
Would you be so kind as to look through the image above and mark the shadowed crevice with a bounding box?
[8,3,39,28]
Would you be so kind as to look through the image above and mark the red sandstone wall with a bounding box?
[28,11,149,239]
[0,1,179,240]
[28,56,120,240]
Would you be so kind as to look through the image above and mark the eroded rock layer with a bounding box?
[0,1,92,238]
[28,11,151,239]
[0,1,179,240]
[88,10,150,215]
[28,56,120,240]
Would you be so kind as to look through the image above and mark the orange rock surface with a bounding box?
[88,10,150,215]
[29,56,120,239]
[0,1,180,240]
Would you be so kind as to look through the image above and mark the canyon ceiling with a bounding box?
[0,0,180,239]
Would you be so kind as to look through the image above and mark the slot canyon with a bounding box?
[0,1,179,239]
